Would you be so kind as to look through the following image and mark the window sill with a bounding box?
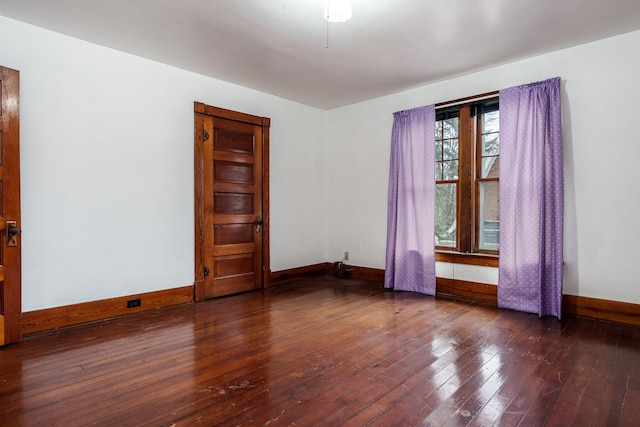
[435,251,499,267]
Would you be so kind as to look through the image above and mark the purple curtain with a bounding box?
[384,105,436,295]
[498,77,563,318]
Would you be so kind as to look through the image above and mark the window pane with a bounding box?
[443,138,458,160]
[435,140,443,161]
[435,162,442,181]
[443,117,458,139]
[443,160,458,180]
[482,134,499,156]
[479,181,499,251]
[435,121,443,140]
[482,110,499,133]
[481,156,499,179]
[436,183,456,247]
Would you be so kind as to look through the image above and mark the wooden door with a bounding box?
[194,103,270,300]
[0,66,21,345]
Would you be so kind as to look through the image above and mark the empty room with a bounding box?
[1,0,640,425]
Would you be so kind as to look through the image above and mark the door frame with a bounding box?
[0,66,21,344]
[193,102,270,302]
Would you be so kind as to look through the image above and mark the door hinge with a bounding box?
[203,266,210,277]
[203,130,210,141]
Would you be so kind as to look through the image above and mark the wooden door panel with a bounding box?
[214,254,254,277]
[207,274,256,298]
[214,161,254,184]
[212,213,255,224]
[213,182,254,194]
[214,128,255,154]
[214,151,255,166]
[214,224,254,244]
[213,243,255,257]
[195,104,268,299]
[214,192,254,213]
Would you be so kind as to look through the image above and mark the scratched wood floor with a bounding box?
[1,277,639,426]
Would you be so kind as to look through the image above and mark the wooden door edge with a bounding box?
[193,110,206,302]
[261,114,271,288]
[1,66,22,344]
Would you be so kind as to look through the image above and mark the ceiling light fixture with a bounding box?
[325,0,352,23]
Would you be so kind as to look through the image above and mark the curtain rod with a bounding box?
[395,90,499,115]
[435,90,499,109]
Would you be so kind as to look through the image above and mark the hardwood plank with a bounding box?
[1,277,640,426]
[394,309,545,425]
[495,317,590,426]
[591,324,634,426]
[553,320,620,426]
[620,328,640,426]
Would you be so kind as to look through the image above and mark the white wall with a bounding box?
[3,15,640,311]
[326,30,640,304]
[0,16,328,311]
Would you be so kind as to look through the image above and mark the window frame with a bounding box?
[434,92,499,257]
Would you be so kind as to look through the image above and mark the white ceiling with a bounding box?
[1,0,640,109]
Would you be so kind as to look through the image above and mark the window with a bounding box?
[435,97,499,254]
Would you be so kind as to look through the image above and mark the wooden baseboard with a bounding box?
[562,294,640,326]
[436,277,498,304]
[340,265,498,304]
[320,264,498,303]
[285,263,640,327]
[21,270,639,335]
[269,263,328,286]
[346,265,386,283]
[22,285,194,336]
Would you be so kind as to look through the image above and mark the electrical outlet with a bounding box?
[344,251,349,261]
[127,298,141,309]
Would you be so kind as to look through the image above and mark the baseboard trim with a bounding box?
[562,294,640,326]
[344,265,499,304]
[33,268,635,333]
[22,285,194,336]
[346,265,385,283]
[435,277,498,304]
[288,263,640,326]
[269,263,328,286]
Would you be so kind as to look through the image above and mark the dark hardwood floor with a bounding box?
[1,276,639,426]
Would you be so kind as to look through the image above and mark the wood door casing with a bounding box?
[0,66,21,345]
[194,103,270,300]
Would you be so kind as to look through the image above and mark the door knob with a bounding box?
[255,218,263,233]
[6,221,19,247]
